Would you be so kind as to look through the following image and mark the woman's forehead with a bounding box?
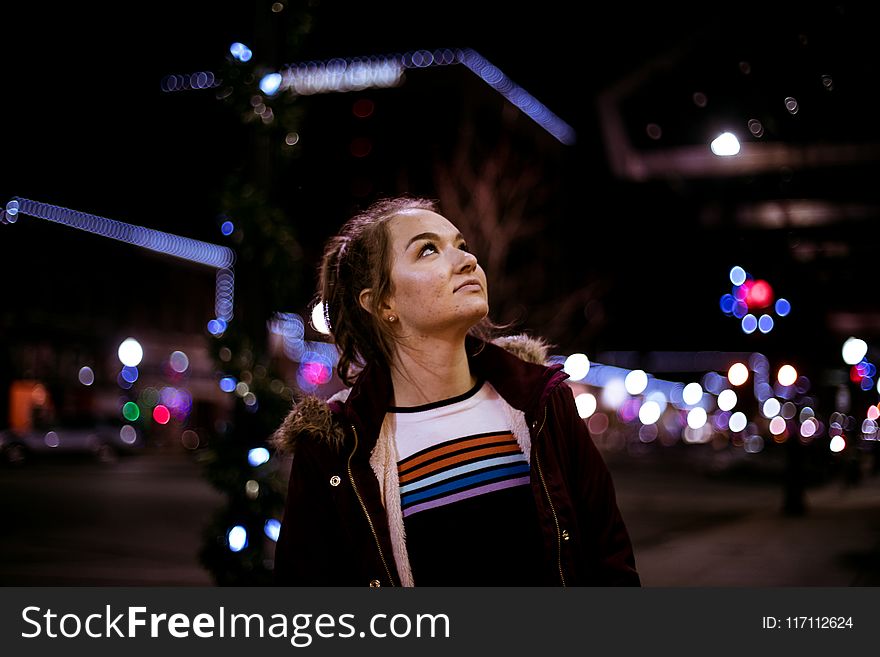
[387,210,460,243]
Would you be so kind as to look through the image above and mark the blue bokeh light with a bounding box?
[248,447,271,467]
[264,519,281,542]
[720,294,735,315]
[121,365,139,383]
[259,72,283,95]
[207,318,228,336]
[729,265,747,286]
[775,298,791,316]
[758,314,774,333]
[741,314,758,334]
[230,42,253,62]
[220,220,234,236]
[227,525,248,552]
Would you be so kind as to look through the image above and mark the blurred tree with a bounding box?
[197,1,314,585]
[433,107,600,349]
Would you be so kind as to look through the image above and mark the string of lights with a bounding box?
[3,196,235,327]
[160,45,576,145]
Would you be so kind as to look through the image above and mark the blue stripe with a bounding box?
[401,463,530,506]
[400,453,527,495]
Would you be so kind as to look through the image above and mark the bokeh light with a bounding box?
[264,519,281,542]
[717,389,737,411]
[624,369,648,395]
[563,353,590,381]
[728,362,749,386]
[638,400,662,425]
[574,393,597,419]
[311,301,330,335]
[169,350,189,373]
[729,412,747,433]
[78,366,94,386]
[227,525,248,552]
[153,405,171,424]
[777,365,798,387]
[248,447,270,467]
[682,383,703,406]
[710,132,740,156]
[842,337,868,365]
[117,337,143,367]
[687,407,708,429]
[122,401,140,422]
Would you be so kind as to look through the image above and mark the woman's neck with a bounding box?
[388,334,476,407]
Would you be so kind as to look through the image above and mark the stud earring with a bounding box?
[387,315,397,322]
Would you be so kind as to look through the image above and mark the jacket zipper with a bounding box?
[347,424,396,587]
[533,405,567,587]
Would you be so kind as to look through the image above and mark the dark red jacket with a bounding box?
[273,334,640,586]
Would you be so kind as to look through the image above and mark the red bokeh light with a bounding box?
[153,404,171,424]
[850,366,864,383]
[746,279,773,309]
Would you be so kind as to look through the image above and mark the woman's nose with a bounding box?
[454,249,478,272]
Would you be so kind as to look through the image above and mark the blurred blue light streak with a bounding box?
[161,47,575,145]
[5,196,236,325]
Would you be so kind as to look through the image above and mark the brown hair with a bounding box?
[318,195,500,386]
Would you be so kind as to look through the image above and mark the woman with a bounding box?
[272,196,639,586]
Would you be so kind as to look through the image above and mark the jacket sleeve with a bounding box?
[552,385,641,586]
[274,436,354,585]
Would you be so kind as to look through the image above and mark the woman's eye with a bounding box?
[419,242,438,257]
[458,242,470,253]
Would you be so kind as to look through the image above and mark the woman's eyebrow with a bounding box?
[405,231,464,250]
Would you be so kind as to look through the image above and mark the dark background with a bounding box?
[4,2,880,365]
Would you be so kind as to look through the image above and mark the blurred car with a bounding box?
[0,420,144,465]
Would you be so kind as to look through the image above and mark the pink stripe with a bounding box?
[402,476,530,518]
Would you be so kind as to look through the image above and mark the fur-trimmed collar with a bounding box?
[271,333,554,455]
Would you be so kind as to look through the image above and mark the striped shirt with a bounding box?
[392,380,544,585]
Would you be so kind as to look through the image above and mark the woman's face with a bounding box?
[380,209,488,338]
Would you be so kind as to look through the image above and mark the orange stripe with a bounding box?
[399,443,522,483]
[399,432,515,473]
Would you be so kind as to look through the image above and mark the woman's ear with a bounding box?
[359,288,394,318]
[358,288,374,315]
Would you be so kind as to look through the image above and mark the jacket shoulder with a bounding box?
[490,334,555,365]
[271,392,347,455]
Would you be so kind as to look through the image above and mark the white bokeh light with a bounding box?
[564,353,591,381]
[717,389,737,411]
[682,382,703,406]
[710,131,741,156]
[762,398,781,418]
[311,301,331,335]
[842,337,868,365]
[574,393,597,419]
[777,365,798,387]
[829,435,846,453]
[729,411,747,433]
[117,338,143,367]
[624,369,648,395]
[600,378,627,410]
[687,407,708,429]
[639,400,662,425]
[728,362,749,386]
